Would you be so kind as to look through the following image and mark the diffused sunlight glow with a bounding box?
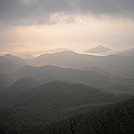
[0,15,134,56]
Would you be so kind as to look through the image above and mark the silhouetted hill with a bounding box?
[14,81,122,110]
[0,80,123,124]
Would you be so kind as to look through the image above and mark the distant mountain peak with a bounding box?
[86,45,111,54]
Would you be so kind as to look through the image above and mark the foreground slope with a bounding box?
[43,96,134,134]
[0,93,133,134]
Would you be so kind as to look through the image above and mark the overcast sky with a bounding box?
[0,0,134,56]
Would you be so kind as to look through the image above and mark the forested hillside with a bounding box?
[0,53,133,134]
[0,96,134,134]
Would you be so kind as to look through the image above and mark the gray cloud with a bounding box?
[0,0,134,25]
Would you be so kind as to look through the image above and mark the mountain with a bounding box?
[15,65,134,94]
[0,77,40,108]
[0,80,122,110]
[2,77,39,95]
[0,54,26,74]
[12,81,123,111]
[0,80,123,123]
[34,50,86,67]
[33,51,134,77]
[0,51,133,134]
[1,52,134,78]
[34,50,104,69]
[85,45,111,54]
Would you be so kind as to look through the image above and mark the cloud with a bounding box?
[0,0,134,25]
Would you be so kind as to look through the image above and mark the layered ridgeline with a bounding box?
[1,52,134,95]
[0,81,120,110]
[1,51,134,77]
[15,65,134,94]
[33,50,134,77]
[0,51,134,134]
[0,80,123,132]
[0,54,26,74]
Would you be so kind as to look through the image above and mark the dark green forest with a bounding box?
[0,97,134,134]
